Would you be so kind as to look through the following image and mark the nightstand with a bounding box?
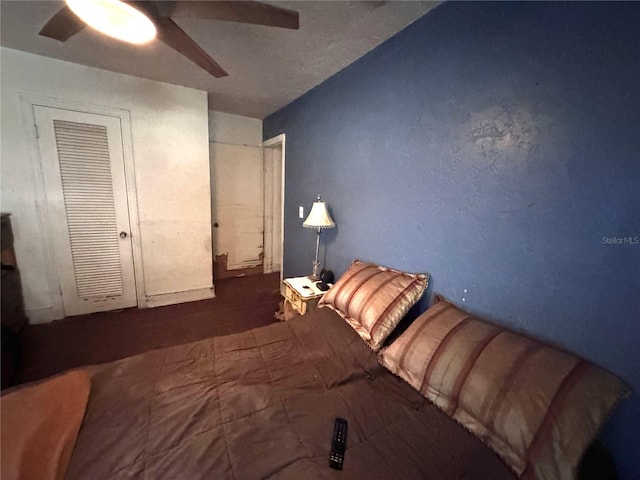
[282,276,328,316]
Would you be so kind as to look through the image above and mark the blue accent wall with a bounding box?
[264,2,640,477]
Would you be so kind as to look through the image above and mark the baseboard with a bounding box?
[26,305,62,324]
[25,287,217,320]
[145,286,216,308]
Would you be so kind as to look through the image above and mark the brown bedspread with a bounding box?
[67,308,516,480]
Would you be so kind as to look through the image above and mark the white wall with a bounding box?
[208,111,262,146]
[1,47,213,322]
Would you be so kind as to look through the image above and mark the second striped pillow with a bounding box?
[378,299,629,480]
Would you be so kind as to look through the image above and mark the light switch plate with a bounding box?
[299,206,304,219]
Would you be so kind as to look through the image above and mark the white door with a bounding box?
[263,143,283,273]
[34,106,137,316]
[210,142,264,272]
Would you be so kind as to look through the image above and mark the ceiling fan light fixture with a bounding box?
[66,0,156,44]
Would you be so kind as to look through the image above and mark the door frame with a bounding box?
[262,134,286,285]
[19,93,147,321]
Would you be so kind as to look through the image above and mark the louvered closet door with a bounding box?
[34,106,137,316]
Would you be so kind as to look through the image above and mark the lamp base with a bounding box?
[310,260,321,281]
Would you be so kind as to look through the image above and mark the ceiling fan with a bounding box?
[38,0,300,78]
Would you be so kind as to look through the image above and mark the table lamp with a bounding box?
[303,196,336,280]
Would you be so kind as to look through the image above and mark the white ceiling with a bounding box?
[0,1,438,119]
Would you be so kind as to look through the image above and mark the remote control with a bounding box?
[329,417,348,470]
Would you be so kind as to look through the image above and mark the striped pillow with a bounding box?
[318,260,427,351]
[378,299,629,480]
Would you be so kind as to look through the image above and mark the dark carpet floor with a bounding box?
[19,273,281,384]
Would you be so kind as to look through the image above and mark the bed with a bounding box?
[1,261,628,480]
[62,307,515,480]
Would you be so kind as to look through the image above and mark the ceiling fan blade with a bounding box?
[154,17,229,78]
[39,6,85,41]
[156,1,299,30]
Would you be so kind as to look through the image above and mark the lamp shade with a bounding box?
[303,198,335,229]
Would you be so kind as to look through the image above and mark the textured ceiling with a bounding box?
[0,1,438,118]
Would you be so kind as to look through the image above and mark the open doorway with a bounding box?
[263,134,285,285]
